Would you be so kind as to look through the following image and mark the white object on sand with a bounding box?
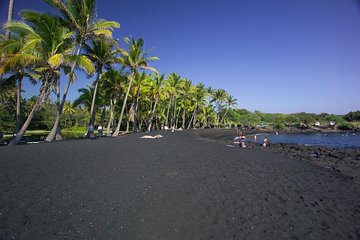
[141,134,163,139]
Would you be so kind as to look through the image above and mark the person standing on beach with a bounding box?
[97,124,103,137]
[254,134,257,142]
[88,124,95,139]
[236,123,241,136]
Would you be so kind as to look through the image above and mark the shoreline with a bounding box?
[195,128,360,183]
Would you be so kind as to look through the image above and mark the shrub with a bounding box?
[337,122,353,131]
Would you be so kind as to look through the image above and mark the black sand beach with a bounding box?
[1,130,360,239]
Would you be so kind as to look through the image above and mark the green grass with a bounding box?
[2,129,88,141]
[3,130,49,141]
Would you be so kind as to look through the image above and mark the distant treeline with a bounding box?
[224,109,360,130]
[1,96,358,132]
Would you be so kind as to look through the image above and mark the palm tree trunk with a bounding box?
[14,76,22,133]
[6,0,14,39]
[100,106,106,125]
[45,75,63,141]
[88,69,101,128]
[106,99,114,136]
[149,99,153,116]
[172,98,177,128]
[139,119,143,130]
[113,70,136,136]
[147,98,158,131]
[46,45,82,141]
[187,104,197,129]
[134,91,141,132]
[220,108,229,125]
[165,95,173,127]
[9,78,51,145]
[125,119,130,133]
[182,107,186,129]
[54,76,63,140]
[175,107,181,129]
[129,101,136,131]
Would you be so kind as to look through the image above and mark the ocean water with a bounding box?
[248,133,360,149]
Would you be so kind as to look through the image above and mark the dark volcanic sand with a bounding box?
[197,128,360,183]
[1,130,360,239]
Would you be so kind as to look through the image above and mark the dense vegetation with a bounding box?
[0,0,358,144]
[1,95,358,134]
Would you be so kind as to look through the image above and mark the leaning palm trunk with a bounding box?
[147,98,158,132]
[220,108,229,125]
[113,71,135,136]
[187,105,197,129]
[130,88,140,132]
[9,78,52,145]
[14,77,22,133]
[106,99,115,136]
[45,75,63,141]
[133,91,141,132]
[88,70,101,128]
[46,46,82,141]
[165,95,173,127]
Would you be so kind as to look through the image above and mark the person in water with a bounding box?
[262,136,269,147]
[240,134,246,148]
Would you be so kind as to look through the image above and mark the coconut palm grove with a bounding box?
[0,0,359,145]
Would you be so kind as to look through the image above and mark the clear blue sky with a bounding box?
[1,0,360,114]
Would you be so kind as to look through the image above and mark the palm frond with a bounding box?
[91,19,120,30]
[72,55,96,75]
[92,29,113,37]
[146,56,160,62]
[3,21,39,38]
[48,53,64,68]
[43,0,81,30]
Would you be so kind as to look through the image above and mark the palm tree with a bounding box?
[100,69,125,135]
[147,73,165,131]
[0,32,40,133]
[0,76,17,109]
[73,85,95,111]
[44,0,119,141]
[84,37,118,130]
[2,70,37,133]
[187,83,207,129]
[113,37,158,136]
[211,89,229,127]
[220,95,237,125]
[164,72,181,128]
[198,104,216,128]
[62,100,76,127]
[178,78,194,129]
[2,11,92,145]
[128,72,150,131]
